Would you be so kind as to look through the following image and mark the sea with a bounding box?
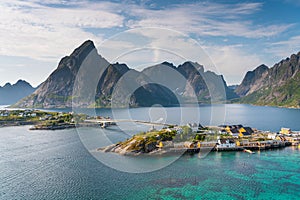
[1,104,300,199]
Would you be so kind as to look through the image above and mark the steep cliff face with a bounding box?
[14,40,101,108]
[236,52,300,108]
[14,40,238,108]
[0,80,35,105]
[235,64,269,96]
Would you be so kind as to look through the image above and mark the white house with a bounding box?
[217,139,236,148]
[267,133,277,140]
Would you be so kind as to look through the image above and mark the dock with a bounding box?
[84,119,175,128]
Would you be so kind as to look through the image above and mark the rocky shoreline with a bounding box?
[98,125,300,156]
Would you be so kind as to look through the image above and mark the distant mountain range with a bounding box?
[9,40,300,109]
[235,52,300,108]
[0,80,36,105]
[13,40,236,108]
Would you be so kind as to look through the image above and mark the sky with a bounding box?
[0,0,300,87]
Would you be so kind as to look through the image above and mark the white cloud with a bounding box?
[267,35,300,58]
[204,45,263,85]
[98,28,213,69]
[0,0,292,62]
[125,2,291,38]
[0,0,123,61]
[0,0,295,85]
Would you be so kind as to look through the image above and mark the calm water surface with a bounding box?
[1,104,300,199]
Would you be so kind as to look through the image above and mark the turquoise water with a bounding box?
[1,104,300,199]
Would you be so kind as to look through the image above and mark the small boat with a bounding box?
[243,149,255,154]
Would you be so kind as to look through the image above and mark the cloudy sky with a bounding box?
[0,0,300,87]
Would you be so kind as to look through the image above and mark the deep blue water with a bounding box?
[53,104,300,132]
[1,104,300,199]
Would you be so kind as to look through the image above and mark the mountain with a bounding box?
[142,61,237,102]
[236,52,300,108]
[14,40,179,108]
[235,64,269,96]
[0,80,36,105]
[14,40,236,108]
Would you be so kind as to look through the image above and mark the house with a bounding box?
[224,126,231,133]
[238,127,253,137]
[157,141,173,148]
[280,128,291,135]
[217,139,236,148]
[219,129,227,134]
[268,133,277,140]
[200,141,217,148]
[222,125,242,135]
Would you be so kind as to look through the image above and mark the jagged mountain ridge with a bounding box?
[236,52,300,108]
[0,80,36,105]
[14,40,236,108]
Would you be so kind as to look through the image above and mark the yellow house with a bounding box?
[197,142,201,148]
[157,141,164,148]
[225,126,231,133]
[239,127,246,134]
[236,141,240,146]
[280,128,291,135]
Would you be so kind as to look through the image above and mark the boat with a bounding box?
[243,149,255,154]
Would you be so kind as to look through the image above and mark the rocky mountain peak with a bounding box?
[57,40,96,73]
[237,50,300,108]
[15,79,32,87]
[256,64,269,72]
[161,61,175,68]
[0,80,35,105]
[71,40,95,56]
[235,64,269,96]
[179,61,205,74]
[3,83,12,88]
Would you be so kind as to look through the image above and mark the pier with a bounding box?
[84,119,175,128]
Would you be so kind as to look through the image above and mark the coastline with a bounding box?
[6,102,300,111]
[98,140,293,156]
[98,123,300,156]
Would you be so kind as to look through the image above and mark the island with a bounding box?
[100,124,300,155]
[0,109,110,130]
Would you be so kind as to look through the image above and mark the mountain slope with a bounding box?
[143,61,237,103]
[14,40,179,108]
[14,40,101,108]
[0,80,35,105]
[236,52,300,108]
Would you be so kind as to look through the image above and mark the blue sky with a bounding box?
[0,0,300,87]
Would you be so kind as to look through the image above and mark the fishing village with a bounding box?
[100,122,300,155]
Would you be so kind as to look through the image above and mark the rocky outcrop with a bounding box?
[236,52,300,108]
[0,80,36,105]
